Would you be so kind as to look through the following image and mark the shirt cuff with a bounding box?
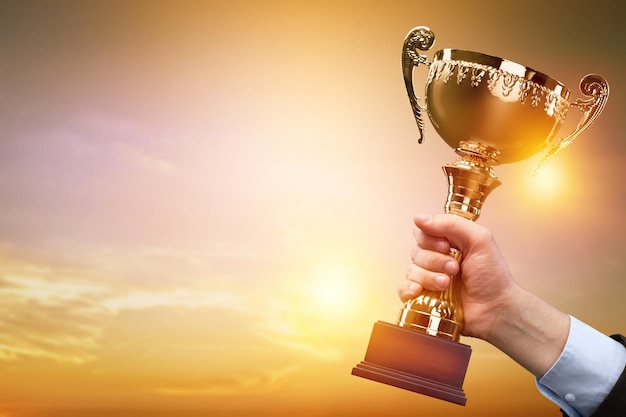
[536,316,626,417]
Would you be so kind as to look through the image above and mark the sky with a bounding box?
[0,1,625,416]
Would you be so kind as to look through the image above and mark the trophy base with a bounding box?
[352,321,471,405]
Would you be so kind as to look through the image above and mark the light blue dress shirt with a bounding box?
[536,316,626,417]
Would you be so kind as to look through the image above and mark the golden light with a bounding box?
[305,254,364,323]
[525,157,572,203]
[308,262,361,318]
[312,274,349,307]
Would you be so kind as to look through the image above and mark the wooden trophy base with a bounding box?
[352,321,471,405]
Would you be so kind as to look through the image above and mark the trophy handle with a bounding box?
[402,26,435,143]
[533,74,609,174]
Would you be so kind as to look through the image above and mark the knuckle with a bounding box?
[422,252,444,274]
[405,263,416,279]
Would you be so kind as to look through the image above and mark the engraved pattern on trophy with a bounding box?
[429,59,570,124]
[533,74,609,174]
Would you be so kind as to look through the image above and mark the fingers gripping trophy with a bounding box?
[352,26,609,405]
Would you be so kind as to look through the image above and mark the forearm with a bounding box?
[485,285,570,378]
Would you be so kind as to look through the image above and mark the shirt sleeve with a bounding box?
[535,316,626,417]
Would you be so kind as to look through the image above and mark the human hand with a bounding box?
[398,213,518,341]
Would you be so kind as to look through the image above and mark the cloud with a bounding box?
[0,274,107,363]
[152,365,301,396]
[0,237,354,374]
[0,270,252,364]
[249,305,345,362]
[0,245,250,364]
[100,289,243,314]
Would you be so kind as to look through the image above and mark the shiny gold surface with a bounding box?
[398,248,463,340]
[398,26,609,342]
[426,49,570,164]
[402,27,609,169]
[443,151,501,221]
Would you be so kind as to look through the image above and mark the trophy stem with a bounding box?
[396,150,501,343]
[442,153,502,222]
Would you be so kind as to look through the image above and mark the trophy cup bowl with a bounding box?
[352,26,609,405]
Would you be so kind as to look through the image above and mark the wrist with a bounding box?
[481,283,528,344]
[484,286,570,377]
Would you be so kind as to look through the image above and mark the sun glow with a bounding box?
[308,262,360,317]
[526,158,572,202]
[312,275,349,308]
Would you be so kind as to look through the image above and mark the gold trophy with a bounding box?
[352,26,609,405]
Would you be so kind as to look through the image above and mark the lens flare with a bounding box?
[526,158,572,203]
[308,262,360,317]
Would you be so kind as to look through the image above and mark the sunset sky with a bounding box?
[0,1,625,416]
